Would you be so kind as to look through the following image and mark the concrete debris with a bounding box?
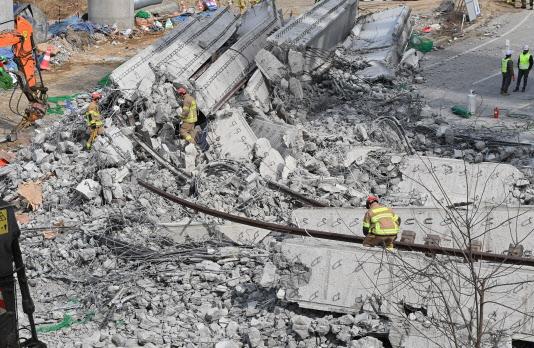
[4,2,534,348]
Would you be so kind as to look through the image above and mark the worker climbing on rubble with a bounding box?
[86,93,104,149]
[177,88,197,144]
[513,45,533,92]
[362,196,400,251]
[501,50,515,96]
[238,0,246,13]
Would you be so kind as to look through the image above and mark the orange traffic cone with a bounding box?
[198,0,204,11]
[40,47,52,71]
[181,1,186,12]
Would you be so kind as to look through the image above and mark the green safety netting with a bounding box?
[47,93,80,115]
[36,312,95,333]
[408,34,434,54]
[135,11,152,19]
[0,71,14,91]
[97,73,111,88]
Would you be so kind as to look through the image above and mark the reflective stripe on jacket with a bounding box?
[519,53,531,70]
[363,203,399,235]
[238,0,246,7]
[502,58,511,73]
[181,94,198,123]
[86,100,102,126]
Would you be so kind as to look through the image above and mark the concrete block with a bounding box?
[217,224,270,245]
[110,7,238,100]
[289,77,304,99]
[244,70,271,110]
[288,50,305,74]
[194,0,281,114]
[259,148,285,181]
[143,119,157,136]
[343,147,383,167]
[250,118,299,157]
[76,179,102,200]
[255,49,288,84]
[208,109,257,161]
[185,143,197,170]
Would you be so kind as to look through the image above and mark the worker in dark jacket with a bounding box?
[514,45,533,92]
[501,50,515,95]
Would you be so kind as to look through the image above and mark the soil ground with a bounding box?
[0,0,525,149]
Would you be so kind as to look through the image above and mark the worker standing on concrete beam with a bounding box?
[501,50,515,96]
[514,46,533,92]
[86,93,104,149]
[177,88,197,144]
[362,197,400,251]
[238,0,246,13]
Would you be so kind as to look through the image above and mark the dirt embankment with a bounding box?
[15,0,88,20]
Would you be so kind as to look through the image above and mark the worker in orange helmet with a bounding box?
[176,88,197,144]
[86,93,104,149]
[362,196,401,251]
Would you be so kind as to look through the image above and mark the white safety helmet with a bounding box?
[524,45,529,51]
[506,50,512,56]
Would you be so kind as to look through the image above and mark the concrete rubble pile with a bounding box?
[2,1,534,347]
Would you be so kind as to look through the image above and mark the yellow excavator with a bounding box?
[0,16,48,138]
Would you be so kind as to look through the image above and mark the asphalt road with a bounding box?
[420,10,534,143]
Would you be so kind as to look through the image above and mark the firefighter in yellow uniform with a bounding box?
[177,88,197,144]
[362,196,400,250]
[250,0,258,6]
[238,0,246,13]
[86,93,104,149]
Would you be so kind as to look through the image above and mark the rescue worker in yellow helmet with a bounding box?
[86,93,104,149]
[238,0,246,14]
[513,45,533,92]
[177,88,197,144]
[362,196,401,251]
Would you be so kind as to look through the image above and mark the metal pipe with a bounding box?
[138,179,534,267]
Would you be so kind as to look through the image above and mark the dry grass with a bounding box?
[15,0,88,20]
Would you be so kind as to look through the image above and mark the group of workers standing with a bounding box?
[506,0,534,10]
[501,45,533,95]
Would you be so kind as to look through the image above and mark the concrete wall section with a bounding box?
[194,0,281,114]
[293,206,534,254]
[110,7,238,100]
[88,0,135,29]
[208,109,257,161]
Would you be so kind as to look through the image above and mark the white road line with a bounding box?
[472,72,500,85]
[425,11,533,70]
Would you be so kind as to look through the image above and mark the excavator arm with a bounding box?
[0,16,48,135]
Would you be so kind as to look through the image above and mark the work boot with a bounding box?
[530,5,533,9]
[513,87,520,92]
[503,92,510,95]
[522,5,527,8]
[522,87,526,92]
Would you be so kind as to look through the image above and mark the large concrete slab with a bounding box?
[280,239,534,339]
[208,108,257,161]
[341,6,413,79]
[268,0,358,52]
[193,0,281,114]
[110,7,238,100]
[293,206,534,255]
[250,118,298,158]
[392,156,525,207]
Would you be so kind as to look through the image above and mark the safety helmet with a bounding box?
[524,45,529,51]
[92,93,102,100]
[366,196,379,209]
[506,50,512,56]
[177,88,186,95]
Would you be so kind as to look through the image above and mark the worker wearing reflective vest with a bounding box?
[514,45,533,92]
[86,93,104,149]
[238,0,246,13]
[501,50,515,96]
[362,197,400,250]
[177,88,197,144]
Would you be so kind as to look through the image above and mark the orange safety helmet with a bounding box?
[92,93,102,100]
[177,88,186,95]
[366,196,379,209]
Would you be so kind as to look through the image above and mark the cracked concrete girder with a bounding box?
[110,7,238,100]
[280,238,534,341]
[250,118,298,158]
[392,156,525,207]
[292,206,534,256]
[193,0,281,114]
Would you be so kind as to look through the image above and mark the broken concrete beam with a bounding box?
[267,0,358,72]
[292,206,534,256]
[208,109,257,161]
[244,70,271,110]
[194,0,281,114]
[255,49,288,85]
[93,126,135,167]
[250,118,299,158]
[110,7,238,100]
[76,179,102,200]
[393,156,524,207]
